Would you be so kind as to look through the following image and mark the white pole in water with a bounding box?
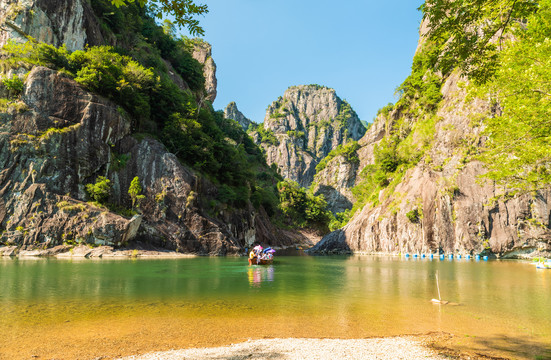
[436,270,442,301]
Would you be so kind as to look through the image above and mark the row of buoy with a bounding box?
[404,253,489,261]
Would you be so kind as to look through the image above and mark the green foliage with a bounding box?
[217,184,249,208]
[2,74,24,97]
[128,176,146,210]
[57,201,87,213]
[86,176,112,204]
[250,186,279,217]
[89,0,205,91]
[473,0,551,191]
[256,123,279,146]
[395,41,443,112]
[1,1,283,217]
[110,0,208,36]
[277,180,332,228]
[111,152,130,171]
[420,0,538,84]
[286,130,305,138]
[374,137,403,174]
[406,208,421,223]
[377,102,394,117]
[329,209,351,232]
[316,141,361,173]
[334,100,357,127]
[2,42,157,124]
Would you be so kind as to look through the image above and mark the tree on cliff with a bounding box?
[475,0,551,192]
[110,0,208,35]
[420,0,538,83]
[128,177,146,211]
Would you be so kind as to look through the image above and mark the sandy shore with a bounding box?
[120,337,449,360]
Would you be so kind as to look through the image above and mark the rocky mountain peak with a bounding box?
[224,102,253,131]
[254,85,366,187]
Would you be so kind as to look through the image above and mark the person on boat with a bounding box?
[249,249,256,265]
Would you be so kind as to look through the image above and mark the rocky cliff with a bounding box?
[224,101,252,131]
[0,0,103,50]
[309,23,551,259]
[0,0,304,255]
[252,85,366,188]
[191,41,217,103]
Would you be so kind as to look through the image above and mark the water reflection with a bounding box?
[1,255,550,359]
[247,265,274,287]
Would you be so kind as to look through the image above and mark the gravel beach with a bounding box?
[120,337,448,360]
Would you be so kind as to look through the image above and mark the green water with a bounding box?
[1,255,550,359]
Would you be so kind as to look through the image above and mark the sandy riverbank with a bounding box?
[119,337,453,360]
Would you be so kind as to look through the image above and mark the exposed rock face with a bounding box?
[224,102,252,131]
[0,0,307,256]
[191,41,217,103]
[254,85,366,187]
[0,0,103,51]
[312,156,357,214]
[0,66,297,255]
[0,67,139,247]
[310,70,551,259]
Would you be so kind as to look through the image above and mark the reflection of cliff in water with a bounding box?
[247,265,275,287]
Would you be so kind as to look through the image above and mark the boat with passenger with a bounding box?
[248,245,275,265]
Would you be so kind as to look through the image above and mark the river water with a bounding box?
[0,255,550,359]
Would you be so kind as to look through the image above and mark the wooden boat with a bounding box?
[248,257,273,265]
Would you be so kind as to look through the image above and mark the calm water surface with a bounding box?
[1,255,550,359]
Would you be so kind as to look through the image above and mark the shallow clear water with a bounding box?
[1,255,550,359]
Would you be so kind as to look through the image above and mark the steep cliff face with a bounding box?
[0,0,103,51]
[191,41,217,103]
[0,67,140,248]
[253,85,366,187]
[224,102,252,131]
[310,36,551,259]
[312,156,357,214]
[0,1,303,255]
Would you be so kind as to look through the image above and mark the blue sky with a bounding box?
[184,0,423,123]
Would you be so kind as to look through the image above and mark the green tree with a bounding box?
[128,176,146,210]
[420,0,538,83]
[277,180,332,228]
[110,0,208,36]
[474,0,551,191]
[86,176,112,204]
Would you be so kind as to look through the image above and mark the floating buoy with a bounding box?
[440,254,445,260]
[475,255,481,260]
[483,256,489,261]
[413,254,418,258]
[422,254,426,258]
[430,254,434,259]
[405,253,410,258]
[448,254,454,259]
[466,255,471,259]
[457,254,462,259]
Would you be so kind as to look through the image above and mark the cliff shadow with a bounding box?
[470,333,551,360]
